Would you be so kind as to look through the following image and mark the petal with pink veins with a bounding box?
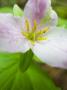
[24,0,51,25]
[0,14,30,53]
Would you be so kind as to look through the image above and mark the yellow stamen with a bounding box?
[22,18,49,44]
[25,19,30,31]
[36,27,49,35]
[32,33,35,41]
[37,37,48,41]
[28,33,35,41]
[30,40,35,45]
[22,32,29,37]
[32,20,37,32]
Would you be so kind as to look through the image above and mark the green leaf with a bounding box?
[0,53,60,90]
[0,7,12,13]
[19,49,33,72]
[58,18,67,29]
[13,4,24,16]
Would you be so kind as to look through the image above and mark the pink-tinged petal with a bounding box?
[0,13,22,30]
[32,27,67,69]
[0,14,30,52]
[24,0,51,25]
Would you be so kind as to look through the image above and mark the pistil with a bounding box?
[22,19,48,43]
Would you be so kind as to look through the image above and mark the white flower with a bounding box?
[0,0,67,69]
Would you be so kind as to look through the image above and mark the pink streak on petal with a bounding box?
[24,0,51,25]
[33,0,48,21]
[0,14,30,52]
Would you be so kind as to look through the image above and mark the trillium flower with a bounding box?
[0,0,67,69]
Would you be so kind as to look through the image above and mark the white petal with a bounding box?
[24,0,51,25]
[0,14,30,52]
[32,27,67,69]
[41,8,58,27]
[45,27,67,40]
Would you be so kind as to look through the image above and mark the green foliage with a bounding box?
[52,0,67,19]
[54,6,67,19]
[0,5,24,17]
[13,4,24,16]
[58,18,67,29]
[0,53,60,90]
[19,49,33,72]
[0,0,16,6]
[0,7,12,13]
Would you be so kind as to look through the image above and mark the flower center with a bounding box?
[22,19,48,44]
